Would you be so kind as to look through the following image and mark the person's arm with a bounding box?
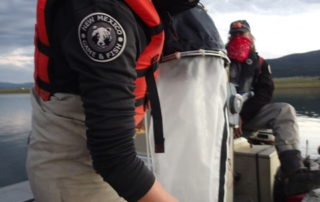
[58,1,176,201]
[240,59,274,121]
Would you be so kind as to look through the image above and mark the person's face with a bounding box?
[230,31,251,41]
[242,32,250,37]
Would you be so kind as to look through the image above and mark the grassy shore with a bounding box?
[0,88,31,94]
[0,77,319,94]
[274,77,320,88]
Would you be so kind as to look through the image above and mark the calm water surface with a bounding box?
[273,87,320,158]
[0,94,31,187]
[0,89,319,187]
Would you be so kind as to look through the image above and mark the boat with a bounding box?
[0,181,34,202]
[0,132,319,202]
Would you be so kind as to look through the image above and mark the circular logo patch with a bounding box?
[245,58,253,65]
[78,12,126,62]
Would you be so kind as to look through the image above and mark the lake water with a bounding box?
[273,88,320,158]
[0,94,31,187]
[0,89,319,187]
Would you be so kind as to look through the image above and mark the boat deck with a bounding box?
[0,181,34,202]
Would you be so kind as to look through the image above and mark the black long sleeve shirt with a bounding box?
[230,52,275,122]
[47,0,154,201]
[242,56,274,121]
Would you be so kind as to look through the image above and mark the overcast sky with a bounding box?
[203,0,320,59]
[0,0,319,83]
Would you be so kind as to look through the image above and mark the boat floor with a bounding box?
[0,181,34,202]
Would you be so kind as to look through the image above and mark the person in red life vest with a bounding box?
[26,0,198,201]
[226,20,320,197]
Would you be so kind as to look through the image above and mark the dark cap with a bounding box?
[229,20,250,35]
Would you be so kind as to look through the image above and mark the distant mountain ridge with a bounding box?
[0,50,319,86]
[0,82,33,89]
[266,50,320,78]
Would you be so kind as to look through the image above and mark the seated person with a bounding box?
[226,19,320,196]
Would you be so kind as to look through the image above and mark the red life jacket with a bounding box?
[34,0,165,152]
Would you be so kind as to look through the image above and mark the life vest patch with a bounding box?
[245,58,253,65]
[268,65,272,74]
[78,12,126,62]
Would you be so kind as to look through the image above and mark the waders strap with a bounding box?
[146,57,164,153]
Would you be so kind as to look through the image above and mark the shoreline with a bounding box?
[274,76,320,88]
[0,89,31,94]
[0,77,320,94]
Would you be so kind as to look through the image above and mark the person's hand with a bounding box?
[234,118,243,138]
[138,180,179,202]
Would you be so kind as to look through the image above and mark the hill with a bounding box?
[266,50,320,78]
[0,82,33,89]
[0,50,319,85]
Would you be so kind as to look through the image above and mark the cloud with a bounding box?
[0,0,35,82]
[0,47,34,82]
[0,0,35,52]
[0,0,319,82]
[0,65,33,83]
[203,0,320,14]
[0,47,33,69]
[202,0,320,58]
